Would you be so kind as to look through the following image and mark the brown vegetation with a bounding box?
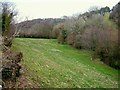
[52,6,119,69]
[0,2,23,88]
[17,18,65,38]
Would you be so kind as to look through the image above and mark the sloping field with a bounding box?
[12,38,118,88]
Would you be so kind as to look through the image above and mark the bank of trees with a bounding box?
[17,18,65,38]
[52,5,119,69]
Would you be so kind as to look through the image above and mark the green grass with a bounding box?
[12,38,118,88]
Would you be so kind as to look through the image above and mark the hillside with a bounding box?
[17,18,65,38]
[12,38,118,88]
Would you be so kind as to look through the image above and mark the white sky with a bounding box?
[2,0,119,22]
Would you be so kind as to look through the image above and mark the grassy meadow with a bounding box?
[12,38,118,88]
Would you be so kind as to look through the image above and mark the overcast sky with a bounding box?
[3,0,119,22]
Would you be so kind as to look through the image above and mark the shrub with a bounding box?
[58,29,66,44]
[52,23,64,38]
[66,32,75,45]
[73,34,82,49]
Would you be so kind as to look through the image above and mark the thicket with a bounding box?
[52,6,119,69]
